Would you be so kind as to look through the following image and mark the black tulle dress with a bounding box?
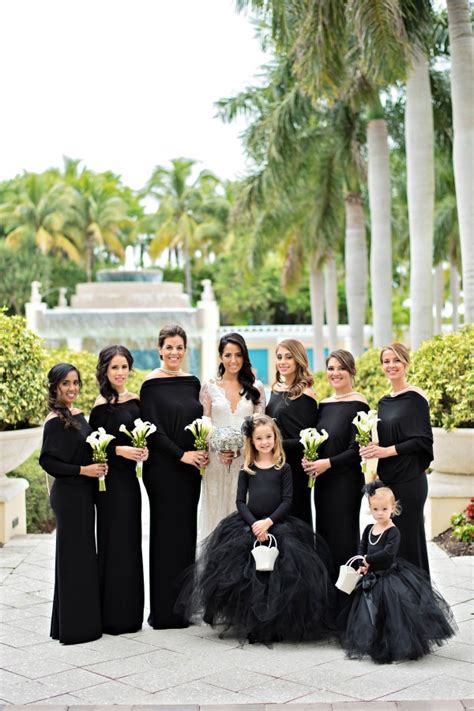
[140,375,203,629]
[266,392,318,526]
[315,401,368,574]
[89,399,144,634]
[39,414,101,644]
[341,524,456,663]
[377,391,433,573]
[178,463,336,643]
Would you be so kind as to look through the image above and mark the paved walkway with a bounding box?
[0,509,472,707]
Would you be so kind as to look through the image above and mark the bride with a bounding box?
[198,333,265,540]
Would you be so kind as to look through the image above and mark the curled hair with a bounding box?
[47,363,82,429]
[218,332,260,405]
[242,414,285,474]
[380,342,410,367]
[326,349,356,379]
[96,345,134,406]
[365,483,402,517]
[273,339,314,400]
[158,324,187,351]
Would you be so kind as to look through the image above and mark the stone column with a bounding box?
[197,280,220,383]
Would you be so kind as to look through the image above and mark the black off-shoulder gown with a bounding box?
[140,376,203,629]
[39,414,101,644]
[266,391,318,526]
[315,401,369,573]
[89,400,144,634]
[377,391,433,574]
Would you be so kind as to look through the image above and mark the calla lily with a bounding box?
[299,427,329,488]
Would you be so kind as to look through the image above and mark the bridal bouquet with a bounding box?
[86,427,115,491]
[209,426,244,472]
[119,418,156,478]
[352,409,380,483]
[185,416,213,476]
[299,428,329,488]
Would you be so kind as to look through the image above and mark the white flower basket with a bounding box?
[251,534,279,572]
[335,555,365,594]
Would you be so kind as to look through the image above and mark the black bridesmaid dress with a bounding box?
[89,400,144,634]
[315,400,369,573]
[39,414,101,644]
[140,376,203,629]
[377,391,433,573]
[266,391,318,526]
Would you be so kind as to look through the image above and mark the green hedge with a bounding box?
[9,451,55,533]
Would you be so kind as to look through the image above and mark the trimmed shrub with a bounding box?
[9,451,55,533]
[354,348,390,409]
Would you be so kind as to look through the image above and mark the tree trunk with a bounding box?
[344,193,367,356]
[447,0,474,323]
[450,258,460,331]
[324,253,338,351]
[85,230,93,282]
[405,52,435,349]
[309,256,325,371]
[368,118,393,347]
[433,262,444,334]
[183,235,193,298]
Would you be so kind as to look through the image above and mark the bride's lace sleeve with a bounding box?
[200,381,212,417]
[254,380,266,414]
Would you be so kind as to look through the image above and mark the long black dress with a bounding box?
[39,414,101,644]
[179,463,335,643]
[342,524,456,663]
[377,391,433,573]
[140,375,203,629]
[266,391,318,525]
[315,401,369,573]
[89,400,144,634]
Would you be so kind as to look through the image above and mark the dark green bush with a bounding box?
[9,451,55,533]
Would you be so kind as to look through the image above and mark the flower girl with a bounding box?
[178,414,335,644]
[341,482,456,663]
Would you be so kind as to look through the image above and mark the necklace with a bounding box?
[159,366,183,376]
[117,390,130,398]
[333,391,357,400]
[368,525,385,546]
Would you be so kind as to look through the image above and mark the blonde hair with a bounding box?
[273,339,314,399]
[380,342,410,367]
[368,486,402,517]
[242,414,286,474]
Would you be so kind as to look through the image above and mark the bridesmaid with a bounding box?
[303,350,369,573]
[89,345,146,634]
[359,342,433,574]
[266,339,318,526]
[39,363,104,644]
[140,324,208,628]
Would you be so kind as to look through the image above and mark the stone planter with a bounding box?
[426,427,474,539]
[0,425,43,544]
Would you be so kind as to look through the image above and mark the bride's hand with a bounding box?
[218,450,234,466]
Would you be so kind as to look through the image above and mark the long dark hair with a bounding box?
[218,332,261,405]
[96,345,134,406]
[158,324,187,351]
[47,363,82,429]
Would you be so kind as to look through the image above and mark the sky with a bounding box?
[0,0,267,190]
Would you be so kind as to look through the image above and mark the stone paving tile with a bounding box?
[82,653,172,680]
[0,589,49,609]
[282,655,385,687]
[270,704,332,711]
[28,695,83,705]
[0,677,53,704]
[381,675,474,701]
[332,703,401,710]
[3,574,51,594]
[237,678,316,703]
[25,640,120,666]
[70,680,161,704]
[434,640,474,663]
[202,668,275,692]
[396,702,465,710]
[322,663,428,702]
[150,680,252,705]
[286,689,358,704]
[17,601,52,618]
[82,634,158,658]
[11,614,51,635]
[0,623,47,648]
[452,600,474,624]
[455,619,473,645]
[462,699,474,709]
[441,586,474,605]
[396,654,474,684]
[0,553,28,568]
[0,667,29,686]
[2,656,74,679]
[40,667,110,693]
[120,662,232,693]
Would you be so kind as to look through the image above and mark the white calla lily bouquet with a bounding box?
[185,416,213,476]
[299,427,329,488]
[86,427,115,491]
[119,418,157,478]
[352,409,380,482]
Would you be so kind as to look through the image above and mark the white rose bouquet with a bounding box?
[352,409,380,483]
[185,416,213,476]
[119,418,156,478]
[299,427,329,488]
[86,427,115,491]
[209,426,244,472]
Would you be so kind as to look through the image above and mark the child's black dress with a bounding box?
[179,463,336,643]
[342,524,456,663]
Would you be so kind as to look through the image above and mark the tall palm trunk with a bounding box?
[344,193,367,356]
[309,256,325,371]
[324,253,338,351]
[367,117,393,346]
[85,229,94,282]
[447,0,474,323]
[183,234,192,298]
[450,255,460,330]
[434,262,444,334]
[405,51,435,348]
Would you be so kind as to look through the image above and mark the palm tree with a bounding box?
[446,0,474,323]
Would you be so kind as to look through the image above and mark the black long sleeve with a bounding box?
[317,401,370,475]
[236,464,293,526]
[39,414,92,479]
[358,525,401,570]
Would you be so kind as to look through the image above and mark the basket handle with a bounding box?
[343,555,366,568]
[253,533,277,549]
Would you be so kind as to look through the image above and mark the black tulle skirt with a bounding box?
[340,559,456,663]
[177,512,337,643]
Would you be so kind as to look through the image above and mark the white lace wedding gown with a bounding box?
[198,378,266,541]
